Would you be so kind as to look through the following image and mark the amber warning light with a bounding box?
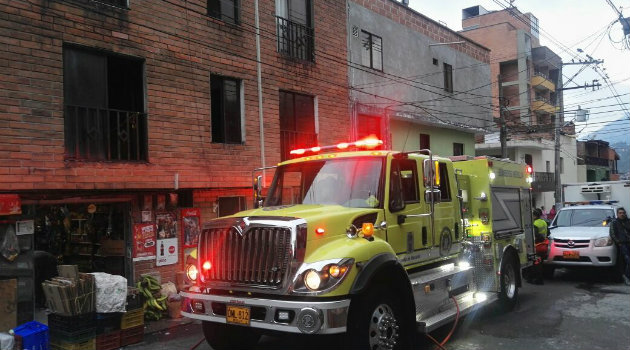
[290,137,383,156]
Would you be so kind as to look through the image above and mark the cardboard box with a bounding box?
[0,279,17,332]
[42,273,95,316]
[100,240,125,256]
[58,265,79,280]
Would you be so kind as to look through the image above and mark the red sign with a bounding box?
[181,208,201,248]
[132,223,156,260]
[0,194,21,216]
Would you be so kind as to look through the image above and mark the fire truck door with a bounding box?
[385,158,428,257]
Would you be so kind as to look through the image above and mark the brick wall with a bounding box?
[352,0,490,63]
[0,0,350,192]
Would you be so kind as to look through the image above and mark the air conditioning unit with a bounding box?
[581,185,611,194]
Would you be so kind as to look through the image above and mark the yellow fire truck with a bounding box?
[180,139,536,349]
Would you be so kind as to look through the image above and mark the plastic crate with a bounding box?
[95,313,122,334]
[120,325,143,346]
[120,309,144,330]
[48,313,95,333]
[50,338,95,350]
[13,321,49,350]
[95,331,120,350]
[50,327,96,343]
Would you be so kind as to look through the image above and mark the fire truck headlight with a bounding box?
[291,258,354,295]
[489,172,496,180]
[304,270,321,290]
[594,236,613,247]
[186,264,198,281]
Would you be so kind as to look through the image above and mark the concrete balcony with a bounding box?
[531,97,556,115]
[531,73,555,92]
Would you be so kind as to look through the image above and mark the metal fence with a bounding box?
[276,16,314,62]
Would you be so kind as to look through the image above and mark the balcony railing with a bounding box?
[532,171,555,192]
[276,16,314,62]
[280,130,317,161]
[532,72,556,92]
[64,105,148,161]
[584,156,610,167]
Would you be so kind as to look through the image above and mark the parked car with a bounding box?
[544,205,618,278]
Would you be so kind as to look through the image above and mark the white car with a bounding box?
[544,205,618,276]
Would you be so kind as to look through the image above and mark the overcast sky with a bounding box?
[409,0,630,143]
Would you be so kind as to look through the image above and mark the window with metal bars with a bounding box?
[63,45,146,161]
[207,0,239,24]
[211,75,243,144]
[276,0,314,61]
[279,90,316,161]
[361,30,383,71]
[443,62,453,93]
[92,0,128,8]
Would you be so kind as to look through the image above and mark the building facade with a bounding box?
[347,0,492,156]
[0,0,350,308]
[577,140,620,181]
[459,4,577,209]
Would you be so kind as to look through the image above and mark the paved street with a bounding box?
[129,267,630,350]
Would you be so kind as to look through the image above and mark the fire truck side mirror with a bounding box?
[253,175,263,208]
[425,189,442,204]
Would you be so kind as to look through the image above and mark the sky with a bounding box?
[409,0,630,144]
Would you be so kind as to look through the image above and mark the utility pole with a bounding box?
[498,74,508,159]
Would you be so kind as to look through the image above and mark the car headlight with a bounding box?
[291,258,354,295]
[186,264,198,281]
[593,237,613,247]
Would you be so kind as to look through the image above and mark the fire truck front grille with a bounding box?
[202,226,292,287]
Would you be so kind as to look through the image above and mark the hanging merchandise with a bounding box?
[0,224,19,262]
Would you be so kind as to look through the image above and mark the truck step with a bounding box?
[408,263,472,286]
[416,291,498,333]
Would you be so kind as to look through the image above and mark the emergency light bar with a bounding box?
[290,137,383,156]
[563,200,619,206]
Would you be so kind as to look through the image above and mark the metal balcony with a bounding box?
[276,16,314,62]
[531,171,555,192]
[64,105,148,161]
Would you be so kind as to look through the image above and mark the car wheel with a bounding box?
[202,321,260,350]
[347,285,410,350]
[498,254,519,310]
[543,265,555,279]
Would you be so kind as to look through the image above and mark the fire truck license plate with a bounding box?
[563,251,580,259]
[226,305,251,325]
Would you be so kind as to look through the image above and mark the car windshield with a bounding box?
[264,157,384,208]
[553,208,614,227]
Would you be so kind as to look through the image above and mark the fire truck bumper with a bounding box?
[180,291,350,334]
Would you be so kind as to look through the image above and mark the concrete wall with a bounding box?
[390,120,475,156]
[348,0,492,142]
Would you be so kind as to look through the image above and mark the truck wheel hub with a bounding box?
[369,304,399,350]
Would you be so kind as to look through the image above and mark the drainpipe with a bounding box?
[255,0,266,183]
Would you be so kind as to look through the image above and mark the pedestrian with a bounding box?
[610,207,630,286]
[540,206,548,221]
[527,208,548,285]
[548,205,557,223]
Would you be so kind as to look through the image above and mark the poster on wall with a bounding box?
[181,208,201,248]
[156,212,177,239]
[132,223,156,261]
[156,237,178,266]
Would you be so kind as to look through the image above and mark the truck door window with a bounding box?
[389,161,405,211]
[398,159,419,203]
[438,163,451,201]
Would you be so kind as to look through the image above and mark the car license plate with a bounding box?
[226,305,250,326]
[563,251,580,260]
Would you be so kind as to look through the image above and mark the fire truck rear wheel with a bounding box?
[202,321,260,350]
[347,285,410,350]
[498,254,519,310]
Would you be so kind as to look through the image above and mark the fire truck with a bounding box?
[180,139,536,349]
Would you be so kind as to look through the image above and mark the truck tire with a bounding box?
[498,254,519,310]
[347,285,410,350]
[202,321,260,350]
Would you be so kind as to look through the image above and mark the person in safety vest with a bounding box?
[527,208,548,285]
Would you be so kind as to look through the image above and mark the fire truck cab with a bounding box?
[180,142,535,349]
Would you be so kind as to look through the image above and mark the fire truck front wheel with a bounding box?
[498,253,519,310]
[346,285,411,350]
[202,321,261,350]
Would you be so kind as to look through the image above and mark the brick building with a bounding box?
[459,4,578,209]
[577,140,620,181]
[0,0,349,308]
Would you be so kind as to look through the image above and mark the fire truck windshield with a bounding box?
[264,157,384,208]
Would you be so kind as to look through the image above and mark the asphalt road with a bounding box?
[129,267,630,350]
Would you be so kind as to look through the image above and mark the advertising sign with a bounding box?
[156,237,178,266]
[132,223,156,261]
[0,194,21,215]
[181,208,201,248]
[156,212,177,239]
